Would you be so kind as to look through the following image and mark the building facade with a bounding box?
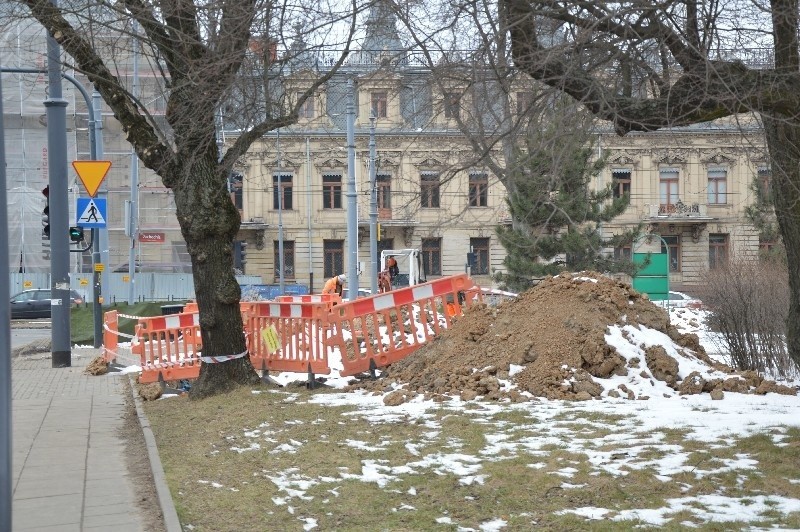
[230,9,770,293]
[4,6,771,295]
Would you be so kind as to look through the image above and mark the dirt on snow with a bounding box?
[347,272,798,405]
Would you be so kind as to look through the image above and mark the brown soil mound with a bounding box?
[85,356,109,376]
[347,272,796,402]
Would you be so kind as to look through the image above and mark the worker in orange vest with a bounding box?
[322,274,346,296]
[386,256,399,281]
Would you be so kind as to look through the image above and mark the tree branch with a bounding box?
[22,0,175,176]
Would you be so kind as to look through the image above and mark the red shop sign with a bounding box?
[138,232,166,243]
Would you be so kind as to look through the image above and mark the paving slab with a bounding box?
[11,347,177,531]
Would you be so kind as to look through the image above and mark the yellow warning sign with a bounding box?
[122,275,130,283]
[260,324,280,354]
[79,278,89,286]
[72,160,112,197]
[23,280,32,288]
[94,263,105,272]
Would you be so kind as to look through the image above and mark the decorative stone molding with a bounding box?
[413,157,446,169]
[607,151,640,169]
[315,158,347,170]
[403,226,414,246]
[274,156,301,172]
[375,154,399,169]
[691,223,707,243]
[699,150,737,168]
[651,149,690,166]
[746,147,769,164]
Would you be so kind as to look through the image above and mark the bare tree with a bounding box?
[391,0,635,285]
[15,0,361,397]
[502,0,800,367]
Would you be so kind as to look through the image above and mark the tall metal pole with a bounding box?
[277,129,285,293]
[127,22,140,304]
[90,91,104,347]
[368,113,378,293]
[94,89,108,306]
[45,0,72,367]
[345,78,359,293]
[1,59,15,532]
[306,137,314,292]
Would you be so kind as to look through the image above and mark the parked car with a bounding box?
[654,291,703,309]
[342,288,372,301]
[10,289,84,319]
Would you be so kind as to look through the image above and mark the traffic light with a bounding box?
[42,185,50,239]
[69,226,85,243]
[233,240,247,271]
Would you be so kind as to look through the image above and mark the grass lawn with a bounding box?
[143,386,800,531]
[71,301,186,345]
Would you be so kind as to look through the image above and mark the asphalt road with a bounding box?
[10,324,51,349]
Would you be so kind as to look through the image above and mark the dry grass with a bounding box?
[143,386,800,531]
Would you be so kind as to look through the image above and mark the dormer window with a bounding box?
[371,91,388,118]
[444,92,460,119]
[297,92,314,119]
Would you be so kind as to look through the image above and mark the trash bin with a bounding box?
[160,304,185,316]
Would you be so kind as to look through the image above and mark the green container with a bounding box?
[632,277,669,300]
[633,253,668,276]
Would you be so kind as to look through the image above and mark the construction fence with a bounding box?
[102,274,483,384]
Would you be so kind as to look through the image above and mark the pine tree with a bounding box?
[495,129,636,292]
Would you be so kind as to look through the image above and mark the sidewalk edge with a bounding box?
[128,375,182,532]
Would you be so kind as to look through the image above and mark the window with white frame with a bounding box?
[659,168,679,208]
[707,167,727,204]
[420,172,440,208]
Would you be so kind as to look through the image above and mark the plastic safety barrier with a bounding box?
[245,301,332,376]
[325,274,482,377]
[132,312,203,383]
[275,293,342,306]
[102,310,119,364]
[103,274,483,384]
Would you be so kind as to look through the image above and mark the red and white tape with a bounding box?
[200,350,249,364]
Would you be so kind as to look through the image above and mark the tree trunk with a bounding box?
[762,117,800,368]
[173,155,260,399]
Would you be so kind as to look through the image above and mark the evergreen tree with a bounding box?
[495,129,636,292]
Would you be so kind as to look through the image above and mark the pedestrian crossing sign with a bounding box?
[76,197,107,228]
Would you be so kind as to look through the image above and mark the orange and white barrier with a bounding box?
[102,274,483,384]
[102,310,119,364]
[325,274,481,377]
[275,294,342,306]
[132,312,203,383]
[245,301,332,376]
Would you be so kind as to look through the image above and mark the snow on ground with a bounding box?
[117,300,800,528]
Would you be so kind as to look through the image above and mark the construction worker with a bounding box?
[378,270,392,293]
[322,274,346,296]
[386,255,399,280]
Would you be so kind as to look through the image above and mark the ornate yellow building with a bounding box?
[229,7,769,294]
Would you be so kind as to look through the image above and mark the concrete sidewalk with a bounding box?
[11,348,176,531]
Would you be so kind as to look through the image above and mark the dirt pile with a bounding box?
[85,356,109,376]
[347,272,798,403]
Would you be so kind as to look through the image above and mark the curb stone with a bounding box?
[128,374,183,532]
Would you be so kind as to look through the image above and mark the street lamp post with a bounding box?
[345,78,359,292]
[368,112,378,293]
[1,57,14,532]
[44,6,72,368]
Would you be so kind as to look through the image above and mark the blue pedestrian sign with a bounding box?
[76,197,107,228]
